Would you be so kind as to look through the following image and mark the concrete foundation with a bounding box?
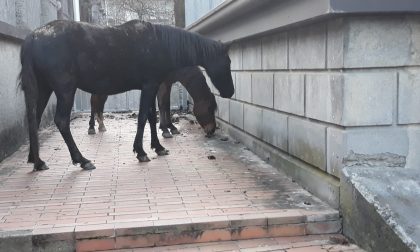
[341,166,420,251]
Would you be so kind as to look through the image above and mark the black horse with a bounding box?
[19,20,234,171]
[89,66,217,138]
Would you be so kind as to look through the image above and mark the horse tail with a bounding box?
[19,36,40,163]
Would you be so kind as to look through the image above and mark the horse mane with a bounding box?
[152,23,225,66]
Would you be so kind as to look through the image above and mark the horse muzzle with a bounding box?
[204,123,216,137]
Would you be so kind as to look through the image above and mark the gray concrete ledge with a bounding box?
[0,21,30,42]
[341,166,420,252]
[187,0,420,42]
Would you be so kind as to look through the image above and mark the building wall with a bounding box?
[0,0,73,162]
[198,14,420,207]
[185,0,224,26]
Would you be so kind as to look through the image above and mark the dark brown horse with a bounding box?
[88,67,217,138]
[19,20,234,171]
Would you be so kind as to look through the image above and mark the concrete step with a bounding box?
[0,208,340,251]
[102,235,364,252]
[73,209,340,251]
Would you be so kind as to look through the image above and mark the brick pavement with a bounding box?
[0,114,347,251]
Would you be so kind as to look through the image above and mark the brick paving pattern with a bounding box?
[0,114,352,251]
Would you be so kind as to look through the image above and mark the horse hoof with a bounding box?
[33,163,49,171]
[162,132,173,138]
[170,129,180,135]
[82,162,96,170]
[88,128,96,135]
[157,149,169,156]
[99,126,107,132]
[137,155,151,162]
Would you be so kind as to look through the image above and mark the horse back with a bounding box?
[24,20,171,95]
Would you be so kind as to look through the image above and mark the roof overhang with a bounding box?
[187,0,420,42]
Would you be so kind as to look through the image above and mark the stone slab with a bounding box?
[274,73,305,116]
[252,72,274,108]
[289,23,326,69]
[229,43,242,71]
[341,166,420,252]
[262,109,288,151]
[243,104,263,138]
[242,38,262,70]
[306,72,396,126]
[262,32,287,70]
[398,69,420,124]
[229,100,244,129]
[216,96,229,122]
[288,117,327,170]
[235,72,252,103]
[344,16,420,68]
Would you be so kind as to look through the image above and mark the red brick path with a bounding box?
[0,114,359,251]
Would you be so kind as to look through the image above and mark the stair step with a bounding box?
[72,209,340,251]
[101,235,364,252]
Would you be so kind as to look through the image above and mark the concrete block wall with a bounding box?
[0,0,67,162]
[41,0,59,25]
[0,41,27,161]
[211,15,420,206]
[2,0,59,29]
[0,0,17,26]
[15,0,42,29]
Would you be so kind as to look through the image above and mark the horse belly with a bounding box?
[78,78,140,95]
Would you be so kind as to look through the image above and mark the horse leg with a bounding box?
[23,89,49,171]
[97,95,107,132]
[88,95,96,134]
[166,83,181,135]
[133,86,159,162]
[97,111,106,132]
[149,99,169,156]
[88,112,96,135]
[98,115,106,132]
[55,91,95,170]
[169,123,180,135]
[157,82,173,138]
[27,86,52,165]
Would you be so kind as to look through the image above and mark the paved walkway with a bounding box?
[0,114,360,251]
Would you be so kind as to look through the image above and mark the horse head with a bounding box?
[193,95,217,137]
[203,45,234,98]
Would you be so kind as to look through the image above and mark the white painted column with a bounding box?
[73,0,80,21]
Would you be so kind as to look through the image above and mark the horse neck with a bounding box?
[183,75,212,102]
[172,45,211,68]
